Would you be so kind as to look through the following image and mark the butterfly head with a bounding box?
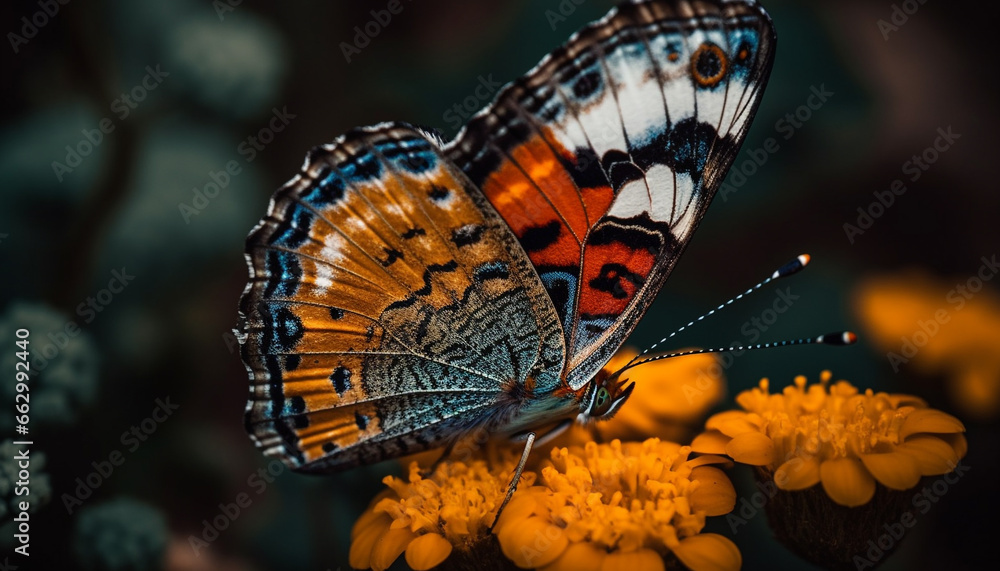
[580,367,635,422]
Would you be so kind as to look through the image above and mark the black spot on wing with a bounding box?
[572,70,602,99]
[380,248,404,267]
[664,118,719,178]
[355,411,370,431]
[695,45,723,81]
[451,224,485,247]
[402,227,426,239]
[520,220,561,253]
[561,146,608,189]
[284,396,308,428]
[331,366,352,396]
[608,162,645,192]
[428,185,451,202]
[329,307,344,320]
[589,263,644,299]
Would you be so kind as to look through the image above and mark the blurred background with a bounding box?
[1,0,997,569]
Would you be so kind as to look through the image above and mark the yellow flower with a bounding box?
[351,347,729,571]
[591,348,725,444]
[494,438,740,571]
[691,372,967,507]
[854,272,1000,420]
[350,459,531,571]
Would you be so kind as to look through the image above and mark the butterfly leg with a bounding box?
[489,431,535,532]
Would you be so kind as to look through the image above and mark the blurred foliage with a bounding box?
[73,497,168,571]
[0,0,997,569]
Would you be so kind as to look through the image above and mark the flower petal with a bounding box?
[351,501,391,540]
[899,409,965,440]
[539,541,607,571]
[939,432,968,460]
[774,456,821,491]
[820,457,875,507]
[685,454,733,470]
[349,514,392,570]
[724,431,774,466]
[600,548,666,571]
[404,533,453,571]
[492,493,541,536]
[706,411,758,437]
[689,466,736,516]
[370,526,417,571]
[690,431,730,455]
[858,452,922,490]
[671,533,742,571]
[498,515,569,569]
[897,435,961,475]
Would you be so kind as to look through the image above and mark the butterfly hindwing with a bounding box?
[446,0,775,389]
[239,123,566,471]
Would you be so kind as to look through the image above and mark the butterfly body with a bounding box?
[239,0,775,473]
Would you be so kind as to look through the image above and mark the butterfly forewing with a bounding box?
[446,0,775,389]
[239,124,565,471]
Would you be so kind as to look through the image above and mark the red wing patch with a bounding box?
[448,0,775,389]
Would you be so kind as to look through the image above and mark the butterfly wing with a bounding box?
[238,123,565,472]
[446,0,776,389]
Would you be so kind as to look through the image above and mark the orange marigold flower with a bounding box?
[494,438,739,571]
[349,459,531,571]
[854,272,1000,420]
[692,372,967,507]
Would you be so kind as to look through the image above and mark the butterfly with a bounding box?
[238,0,776,475]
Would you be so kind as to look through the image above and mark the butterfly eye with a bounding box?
[590,386,613,417]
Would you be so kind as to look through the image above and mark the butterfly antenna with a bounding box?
[623,254,812,370]
[618,331,857,375]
